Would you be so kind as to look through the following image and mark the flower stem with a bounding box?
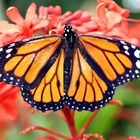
[37,135,58,140]
[123,18,140,23]
[20,126,71,140]
[83,133,105,140]
[62,106,78,139]
[78,110,99,138]
[108,99,123,106]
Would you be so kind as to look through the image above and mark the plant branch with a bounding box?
[83,133,105,140]
[62,106,78,139]
[20,126,71,140]
[108,99,123,106]
[78,110,99,138]
[37,135,58,140]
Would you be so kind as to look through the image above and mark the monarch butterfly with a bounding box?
[0,24,140,112]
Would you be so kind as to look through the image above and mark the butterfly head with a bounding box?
[63,24,77,48]
[64,24,73,32]
[64,24,76,36]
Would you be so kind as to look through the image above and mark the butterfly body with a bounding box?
[0,24,140,112]
[62,24,77,48]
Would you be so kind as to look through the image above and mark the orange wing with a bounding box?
[0,35,65,111]
[0,35,61,89]
[65,35,140,111]
[65,49,114,111]
[78,36,133,82]
[21,50,64,111]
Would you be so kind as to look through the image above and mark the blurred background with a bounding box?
[0,0,140,140]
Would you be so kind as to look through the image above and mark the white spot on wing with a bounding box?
[120,40,126,45]
[134,50,140,58]
[131,44,136,49]
[10,77,14,80]
[6,48,13,53]
[136,60,140,69]
[123,45,129,50]
[0,48,3,52]
[125,51,130,55]
[6,54,11,59]
[8,43,15,48]
[135,70,139,74]
[3,78,6,81]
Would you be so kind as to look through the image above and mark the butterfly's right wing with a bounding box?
[65,35,139,111]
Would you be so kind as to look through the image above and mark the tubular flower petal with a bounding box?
[0,83,19,122]
[0,2,48,44]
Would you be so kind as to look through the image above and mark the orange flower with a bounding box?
[0,83,19,131]
[89,0,130,39]
[38,5,98,34]
[0,3,48,45]
[36,0,139,47]
[128,23,140,46]
[97,0,129,17]
[0,32,16,47]
[0,0,138,46]
[38,5,63,34]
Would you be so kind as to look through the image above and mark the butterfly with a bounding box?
[0,24,140,112]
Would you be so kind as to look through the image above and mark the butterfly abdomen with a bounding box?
[64,58,72,94]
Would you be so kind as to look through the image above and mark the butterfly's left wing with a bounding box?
[0,35,65,111]
[65,35,140,111]
[0,35,61,89]
[21,49,64,111]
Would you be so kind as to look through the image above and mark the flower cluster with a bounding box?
[0,0,140,47]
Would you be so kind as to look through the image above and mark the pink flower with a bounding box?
[0,83,19,122]
[0,3,48,46]
[36,0,139,46]
[0,0,138,46]
[0,33,16,47]
[128,23,140,46]
[37,0,129,38]
[38,5,63,34]
[97,0,129,17]
[90,0,130,39]
[38,5,98,34]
